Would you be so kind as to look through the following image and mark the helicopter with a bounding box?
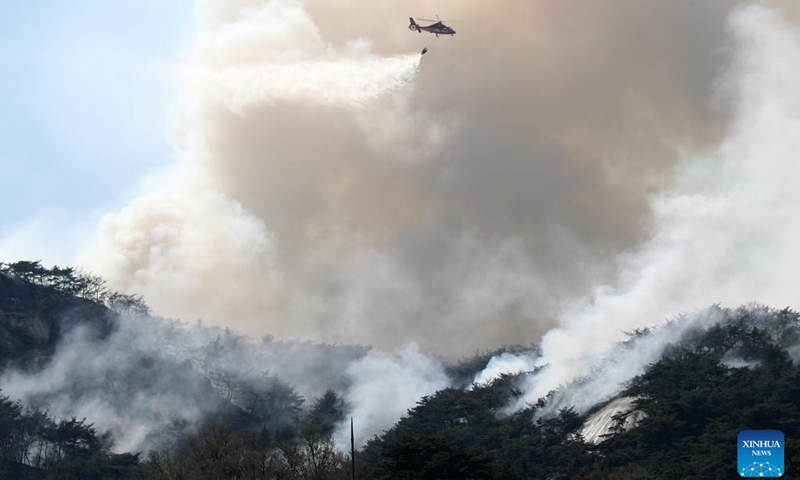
[408,16,457,37]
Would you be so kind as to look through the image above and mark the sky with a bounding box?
[3,0,800,360]
[0,0,192,260]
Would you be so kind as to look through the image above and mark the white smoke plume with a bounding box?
[789,344,800,364]
[81,0,752,356]
[332,344,450,450]
[81,0,430,343]
[720,351,762,370]
[84,184,284,326]
[471,351,538,387]
[477,3,800,416]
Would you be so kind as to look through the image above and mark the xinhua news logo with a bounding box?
[738,430,784,477]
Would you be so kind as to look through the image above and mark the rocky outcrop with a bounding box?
[0,272,117,370]
[580,396,647,444]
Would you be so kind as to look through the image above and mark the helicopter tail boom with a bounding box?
[409,17,420,32]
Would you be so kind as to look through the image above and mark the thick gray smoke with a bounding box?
[59,0,800,450]
[80,0,747,356]
[476,3,800,416]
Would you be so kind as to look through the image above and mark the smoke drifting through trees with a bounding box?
[0,267,369,453]
[3,0,797,460]
[480,4,800,414]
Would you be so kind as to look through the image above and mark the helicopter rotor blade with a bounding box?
[415,18,465,23]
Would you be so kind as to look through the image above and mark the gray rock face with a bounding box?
[580,396,647,444]
[0,272,117,370]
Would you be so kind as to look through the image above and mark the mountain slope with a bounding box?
[360,306,800,479]
[0,271,117,370]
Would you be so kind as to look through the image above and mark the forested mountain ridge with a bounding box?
[0,261,362,479]
[358,305,800,479]
[1,261,800,479]
[0,266,120,370]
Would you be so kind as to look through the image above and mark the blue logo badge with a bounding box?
[738,430,784,477]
